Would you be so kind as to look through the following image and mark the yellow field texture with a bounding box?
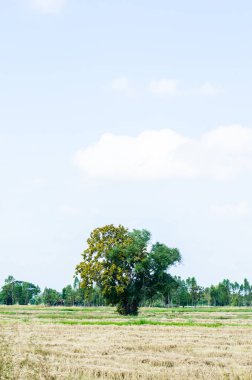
[1,306,252,380]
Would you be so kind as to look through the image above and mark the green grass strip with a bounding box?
[53,319,223,328]
[144,308,252,313]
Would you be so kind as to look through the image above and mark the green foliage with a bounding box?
[76,224,181,315]
[42,288,62,306]
[1,262,252,309]
[62,285,75,306]
[170,277,189,307]
[0,276,40,305]
[186,277,204,307]
[169,278,252,308]
[209,282,230,306]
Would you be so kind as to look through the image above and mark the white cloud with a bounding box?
[111,78,224,98]
[74,125,252,181]
[31,0,65,14]
[148,79,224,97]
[210,202,250,218]
[149,79,180,96]
[111,77,135,97]
[196,82,224,95]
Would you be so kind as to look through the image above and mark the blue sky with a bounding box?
[1,0,252,290]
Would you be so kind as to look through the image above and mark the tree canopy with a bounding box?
[0,276,40,305]
[76,224,181,315]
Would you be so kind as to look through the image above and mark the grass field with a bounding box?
[1,306,252,379]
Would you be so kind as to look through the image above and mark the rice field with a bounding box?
[1,305,252,379]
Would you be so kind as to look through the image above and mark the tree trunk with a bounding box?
[117,298,139,315]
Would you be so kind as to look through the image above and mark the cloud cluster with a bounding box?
[197,82,224,96]
[112,77,223,97]
[31,0,65,14]
[149,79,223,96]
[74,125,252,181]
[149,79,180,96]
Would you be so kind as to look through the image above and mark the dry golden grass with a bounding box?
[1,306,252,379]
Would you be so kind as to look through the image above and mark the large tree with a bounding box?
[76,224,181,315]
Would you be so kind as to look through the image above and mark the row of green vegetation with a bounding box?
[1,225,252,314]
[0,275,104,307]
[1,275,251,309]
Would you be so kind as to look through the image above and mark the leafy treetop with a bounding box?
[76,224,181,315]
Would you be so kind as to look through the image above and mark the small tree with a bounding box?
[76,224,181,315]
[0,276,15,305]
[171,277,189,307]
[186,277,204,307]
[42,288,62,306]
[62,285,75,306]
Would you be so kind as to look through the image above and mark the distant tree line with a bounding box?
[147,277,252,307]
[0,276,105,307]
[1,275,252,307]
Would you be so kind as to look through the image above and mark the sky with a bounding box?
[1,0,252,290]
